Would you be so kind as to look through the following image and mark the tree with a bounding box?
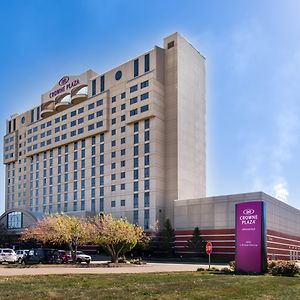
[157,219,175,257]
[90,214,147,263]
[21,214,91,263]
[186,226,205,256]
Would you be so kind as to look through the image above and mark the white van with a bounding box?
[0,248,18,263]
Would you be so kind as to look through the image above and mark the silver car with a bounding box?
[0,248,18,264]
[16,249,29,263]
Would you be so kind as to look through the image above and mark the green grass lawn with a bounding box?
[0,272,300,300]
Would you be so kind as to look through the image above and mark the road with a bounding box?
[0,262,227,277]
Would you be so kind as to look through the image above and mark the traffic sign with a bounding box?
[206,241,213,255]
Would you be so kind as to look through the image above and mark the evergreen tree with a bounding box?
[158,219,175,257]
[187,226,205,256]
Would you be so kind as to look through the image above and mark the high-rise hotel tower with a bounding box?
[2,33,205,230]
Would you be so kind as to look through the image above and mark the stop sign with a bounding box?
[206,241,213,255]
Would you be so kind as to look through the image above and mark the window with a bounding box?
[111,140,116,147]
[71,130,76,137]
[62,114,67,121]
[121,149,126,156]
[55,126,60,133]
[144,167,150,178]
[55,117,60,123]
[111,162,116,169]
[141,80,149,89]
[71,110,76,117]
[78,128,84,134]
[61,124,67,130]
[121,199,125,207]
[130,109,138,116]
[141,105,149,113]
[134,181,138,192]
[92,79,96,96]
[144,53,150,72]
[144,209,149,229]
[111,185,116,192]
[112,129,116,135]
[47,121,52,127]
[121,92,126,99]
[144,155,150,166]
[88,103,94,110]
[88,113,95,120]
[134,146,139,156]
[121,160,125,167]
[168,41,175,49]
[111,200,116,208]
[121,103,126,110]
[112,118,116,125]
[100,198,104,212]
[41,123,45,129]
[145,119,150,129]
[130,97,138,105]
[88,124,95,131]
[55,136,60,142]
[134,169,139,180]
[134,194,138,208]
[144,192,150,207]
[121,126,126,133]
[111,174,116,180]
[111,96,116,103]
[144,179,150,190]
[134,58,139,77]
[97,121,103,128]
[7,212,22,229]
[96,110,103,117]
[121,172,126,178]
[145,131,150,141]
[130,85,138,93]
[78,107,84,114]
[96,99,103,106]
[111,107,116,114]
[141,92,149,100]
[111,152,116,158]
[100,75,105,92]
[71,120,76,127]
[134,122,139,132]
[144,143,150,153]
[134,134,139,144]
[62,134,67,140]
[121,137,126,144]
[134,157,139,168]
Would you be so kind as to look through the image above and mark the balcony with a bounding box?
[41,101,55,118]
[55,94,71,112]
[71,86,88,105]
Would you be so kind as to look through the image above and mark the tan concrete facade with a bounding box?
[3,33,206,230]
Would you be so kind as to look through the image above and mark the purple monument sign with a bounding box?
[235,201,267,273]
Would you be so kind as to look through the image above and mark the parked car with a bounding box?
[16,249,29,263]
[0,248,18,264]
[66,250,91,264]
[21,248,55,265]
[51,250,69,264]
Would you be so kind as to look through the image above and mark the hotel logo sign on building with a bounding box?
[49,76,81,99]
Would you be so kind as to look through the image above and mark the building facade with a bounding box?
[2,32,206,231]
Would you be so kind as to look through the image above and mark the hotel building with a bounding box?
[1,32,206,231]
[2,32,300,261]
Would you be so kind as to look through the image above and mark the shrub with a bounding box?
[197,267,205,272]
[220,267,233,274]
[229,261,236,271]
[269,260,299,277]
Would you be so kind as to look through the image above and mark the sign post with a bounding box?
[206,241,213,269]
[235,201,267,273]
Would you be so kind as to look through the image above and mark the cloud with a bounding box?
[273,182,289,203]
